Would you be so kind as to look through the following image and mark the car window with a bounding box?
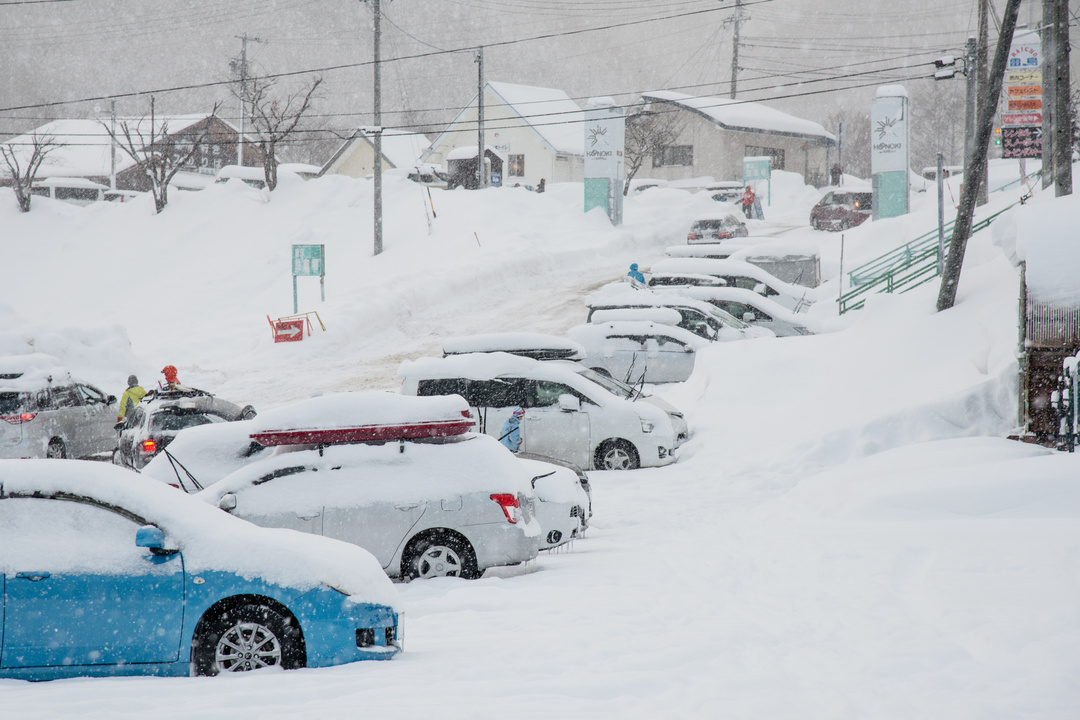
[150,412,221,433]
[49,385,82,408]
[467,379,532,409]
[416,379,468,399]
[720,216,743,229]
[692,220,723,232]
[655,337,689,351]
[572,367,632,399]
[534,381,587,408]
[0,391,25,414]
[77,384,107,405]
[819,192,834,205]
[603,336,646,352]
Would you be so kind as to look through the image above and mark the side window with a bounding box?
[77,384,106,405]
[126,406,146,430]
[604,336,646,353]
[820,192,835,205]
[416,378,467,399]
[533,381,587,407]
[656,336,689,352]
[50,385,82,408]
[466,379,531,409]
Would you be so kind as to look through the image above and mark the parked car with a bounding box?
[568,320,711,384]
[517,451,592,530]
[444,333,586,361]
[706,181,744,203]
[0,459,400,680]
[400,353,687,471]
[665,242,822,288]
[192,392,542,579]
[670,287,817,337]
[0,355,117,460]
[646,272,727,288]
[518,455,591,549]
[809,190,872,231]
[586,285,774,341]
[686,213,749,244]
[646,258,815,312]
[115,387,256,472]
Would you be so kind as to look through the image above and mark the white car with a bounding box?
[0,354,117,460]
[444,333,586,361]
[648,257,814,312]
[586,285,774,342]
[399,352,687,471]
[661,287,817,337]
[569,320,712,384]
[518,455,591,549]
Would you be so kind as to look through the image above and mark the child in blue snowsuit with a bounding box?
[500,407,525,452]
[627,263,646,285]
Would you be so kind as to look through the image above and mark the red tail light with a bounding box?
[687,233,699,240]
[141,439,157,454]
[490,493,521,524]
[2,412,37,424]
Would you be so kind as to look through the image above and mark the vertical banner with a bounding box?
[1003,30,1041,158]
[584,98,625,226]
[870,85,910,220]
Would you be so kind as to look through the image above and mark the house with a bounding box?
[421,81,585,188]
[638,91,836,187]
[0,115,259,194]
[318,127,431,179]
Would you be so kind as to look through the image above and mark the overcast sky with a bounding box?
[0,0,1073,155]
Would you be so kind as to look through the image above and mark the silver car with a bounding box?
[0,356,117,459]
[569,320,711,384]
[197,434,541,580]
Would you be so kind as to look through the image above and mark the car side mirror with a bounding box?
[218,493,237,511]
[558,394,581,413]
[742,312,756,322]
[107,395,117,405]
[136,525,166,549]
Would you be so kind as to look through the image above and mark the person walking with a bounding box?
[116,375,146,423]
[499,407,525,453]
[741,184,755,219]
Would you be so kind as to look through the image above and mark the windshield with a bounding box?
[705,304,749,329]
[571,366,637,399]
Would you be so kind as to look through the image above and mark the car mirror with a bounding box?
[218,493,237,511]
[107,395,117,405]
[136,525,166,549]
[558,394,581,413]
[742,312,756,322]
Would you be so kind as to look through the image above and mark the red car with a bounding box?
[810,191,872,231]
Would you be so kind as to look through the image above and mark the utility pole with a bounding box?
[729,0,744,99]
[938,0,1022,312]
[976,0,989,205]
[1042,0,1055,190]
[233,34,263,167]
[109,99,117,190]
[371,0,384,255]
[475,46,485,188]
[964,37,977,179]
[1052,0,1071,196]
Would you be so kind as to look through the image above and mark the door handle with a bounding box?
[15,572,51,581]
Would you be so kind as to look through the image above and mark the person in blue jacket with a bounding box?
[627,263,646,285]
[500,406,525,452]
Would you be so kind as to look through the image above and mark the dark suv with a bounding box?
[809,190,872,231]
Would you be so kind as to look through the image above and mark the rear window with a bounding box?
[692,220,724,232]
[0,392,26,414]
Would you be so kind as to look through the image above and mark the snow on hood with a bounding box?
[517,457,589,506]
[141,418,272,490]
[0,460,399,608]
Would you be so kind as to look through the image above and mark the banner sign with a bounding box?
[1006,85,1042,97]
[1007,71,1041,84]
[1003,112,1042,126]
[583,99,625,226]
[1002,126,1042,159]
[1007,98,1043,112]
[870,92,909,175]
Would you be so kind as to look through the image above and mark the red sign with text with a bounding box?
[273,320,305,343]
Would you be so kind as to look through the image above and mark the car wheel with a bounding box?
[111,449,124,466]
[404,532,480,580]
[596,440,639,471]
[192,603,304,676]
[46,438,66,459]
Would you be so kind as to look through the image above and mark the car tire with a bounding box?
[192,603,305,676]
[46,438,66,460]
[403,532,480,581]
[595,440,639,471]
[111,449,124,467]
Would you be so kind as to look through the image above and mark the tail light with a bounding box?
[490,493,521,524]
[1,412,37,424]
[854,201,860,209]
[141,439,157,454]
[687,233,698,240]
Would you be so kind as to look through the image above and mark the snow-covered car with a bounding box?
[0,354,117,460]
[665,242,822,288]
[179,392,542,580]
[115,387,256,471]
[0,459,400,680]
[568,320,711,384]
[661,286,817,337]
[518,455,591,549]
[686,213,749,244]
[213,165,268,189]
[399,352,687,471]
[444,333,586,361]
[706,181,744,203]
[810,189,872,231]
[646,272,727,288]
[647,258,814,312]
[586,285,774,342]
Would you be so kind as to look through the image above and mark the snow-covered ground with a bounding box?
[2,163,1079,719]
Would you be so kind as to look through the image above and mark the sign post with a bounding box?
[870,85,910,220]
[583,98,625,226]
[291,244,325,314]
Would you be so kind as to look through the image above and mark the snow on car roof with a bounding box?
[569,321,710,350]
[0,459,399,608]
[648,258,807,294]
[443,332,586,361]
[588,307,684,326]
[251,391,470,436]
[0,354,73,391]
[586,284,729,317]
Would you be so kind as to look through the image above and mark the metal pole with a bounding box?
[729,0,742,99]
[373,0,384,255]
[937,152,945,276]
[1042,0,1056,189]
[476,46,485,188]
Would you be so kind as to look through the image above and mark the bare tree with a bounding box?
[103,96,221,213]
[238,75,322,191]
[622,104,684,196]
[0,132,59,212]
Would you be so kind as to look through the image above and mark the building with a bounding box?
[0,115,259,193]
[422,81,584,188]
[318,127,431,179]
[638,91,836,187]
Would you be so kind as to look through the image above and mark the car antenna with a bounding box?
[163,448,203,493]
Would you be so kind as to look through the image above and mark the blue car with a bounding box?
[0,460,401,681]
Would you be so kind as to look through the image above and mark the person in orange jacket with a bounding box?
[741,184,755,219]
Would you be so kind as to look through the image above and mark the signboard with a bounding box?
[742,156,771,207]
[290,243,326,314]
[583,99,626,225]
[1003,112,1042,126]
[870,87,910,219]
[1008,71,1042,84]
[273,319,305,343]
[1006,85,1042,97]
[1007,98,1043,112]
[1002,126,1042,159]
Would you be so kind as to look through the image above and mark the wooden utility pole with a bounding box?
[1041,0,1056,190]
[938,0,1022,312]
[976,0,989,205]
[1052,0,1072,196]
[476,46,485,189]
[372,0,383,255]
[729,0,743,99]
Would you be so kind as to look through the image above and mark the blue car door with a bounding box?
[0,497,184,669]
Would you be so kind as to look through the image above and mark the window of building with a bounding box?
[745,146,785,170]
[508,154,525,177]
[653,145,694,167]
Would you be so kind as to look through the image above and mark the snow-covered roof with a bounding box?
[322,128,431,174]
[1011,193,1080,305]
[446,144,506,162]
[486,81,584,156]
[642,90,835,144]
